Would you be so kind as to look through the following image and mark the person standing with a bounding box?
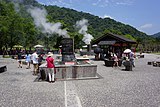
[17,50,22,68]
[25,51,31,69]
[38,54,44,68]
[59,48,62,54]
[31,51,39,75]
[129,51,135,67]
[113,53,119,67]
[46,52,55,83]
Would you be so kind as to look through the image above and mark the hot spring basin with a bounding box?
[39,63,98,80]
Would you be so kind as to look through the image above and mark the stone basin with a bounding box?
[39,61,98,80]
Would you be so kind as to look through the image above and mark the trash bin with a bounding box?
[124,61,132,71]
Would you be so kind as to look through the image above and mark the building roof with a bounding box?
[98,41,116,45]
[91,33,137,45]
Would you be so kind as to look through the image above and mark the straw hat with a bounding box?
[47,52,53,57]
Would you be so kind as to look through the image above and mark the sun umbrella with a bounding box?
[124,49,131,53]
[82,45,87,48]
[34,44,44,48]
[94,47,102,54]
[92,44,97,47]
[13,45,23,48]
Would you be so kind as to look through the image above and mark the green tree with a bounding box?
[22,19,37,50]
[0,1,38,51]
[124,34,136,41]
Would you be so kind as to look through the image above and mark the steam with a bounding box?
[27,7,69,37]
[76,19,93,44]
[11,0,69,37]
[11,0,23,12]
[13,3,20,12]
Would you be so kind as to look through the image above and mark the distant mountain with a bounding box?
[3,0,153,41]
[44,5,150,39]
[151,32,160,38]
[6,0,39,6]
[2,0,159,51]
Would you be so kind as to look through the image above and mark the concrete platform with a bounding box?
[1,53,160,107]
[39,63,99,80]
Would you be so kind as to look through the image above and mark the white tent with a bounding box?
[82,45,87,48]
[124,49,131,53]
[34,44,44,48]
[13,45,23,48]
[92,44,97,47]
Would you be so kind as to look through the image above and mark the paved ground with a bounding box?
[0,53,160,107]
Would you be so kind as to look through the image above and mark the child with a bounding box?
[113,53,119,67]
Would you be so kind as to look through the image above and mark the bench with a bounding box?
[153,62,160,67]
[104,59,114,67]
[148,61,160,67]
[104,59,122,67]
[0,65,7,73]
[148,61,153,65]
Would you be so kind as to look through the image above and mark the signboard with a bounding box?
[61,38,74,55]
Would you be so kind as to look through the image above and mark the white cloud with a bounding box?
[69,0,73,4]
[102,15,114,19]
[42,0,72,7]
[92,0,134,7]
[116,2,131,5]
[92,0,109,7]
[140,24,153,29]
[115,0,134,6]
[38,0,134,8]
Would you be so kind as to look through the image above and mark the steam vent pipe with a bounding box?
[87,44,91,53]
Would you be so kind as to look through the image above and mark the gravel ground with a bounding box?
[0,53,160,107]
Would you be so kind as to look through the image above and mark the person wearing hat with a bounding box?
[46,52,55,83]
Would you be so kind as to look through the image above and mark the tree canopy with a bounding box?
[0,0,159,52]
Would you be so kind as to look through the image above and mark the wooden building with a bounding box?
[91,33,137,59]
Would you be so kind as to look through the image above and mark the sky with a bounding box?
[36,0,160,35]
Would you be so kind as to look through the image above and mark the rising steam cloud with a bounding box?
[11,0,69,37]
[27,7,69,37]
[76,19,93,44]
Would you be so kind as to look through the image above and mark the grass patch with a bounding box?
[151,52,160,55]
[3,55,11,58]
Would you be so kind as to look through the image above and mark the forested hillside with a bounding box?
[45,5,147,39]
[0,0,159,51]
[151,32,160,38]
